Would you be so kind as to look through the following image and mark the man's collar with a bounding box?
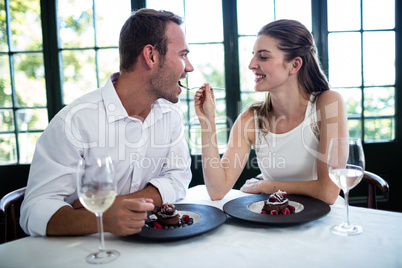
[102,73,174,125]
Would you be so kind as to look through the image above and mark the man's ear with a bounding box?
[290,57,303,74]
[142,44,157,69]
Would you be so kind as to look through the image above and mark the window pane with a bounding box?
[364,118,394,142]
[239,36,268,110]
[179,98,193,123]
[215,123,228,153]
[333,88,362,117]
[328,0,360,31]
[13,53,46,106]
[95,0,131,47]
[187,44,225,89]
[9,0,42,51]
[363,0,394,30]
[146,0,185,17]
[0,109,14,131]
[0,55,12,107]
[0,133,17,164]
[276,0,312,31]
[241,92,267,110]
[58,0,94,48]
[18,132,40,164]
[16,108,48,131]
[189,125,202,154]
[363,31,395,86]
[215,99,226,119]
[0,1,7,51]
[239,36,256,91]
[97,48,119,86]
[348,120,361,139]
[328,32,361,87]
[364,87,394,116]
[185,0,223,43]
[237,0,274,36]
[189,123,228,155]
[62,50,97,104]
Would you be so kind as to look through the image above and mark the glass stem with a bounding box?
[97,213,106,254]
[343,190,350,226]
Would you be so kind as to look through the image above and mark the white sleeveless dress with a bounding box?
[254,95,320,181]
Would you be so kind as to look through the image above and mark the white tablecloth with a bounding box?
[1,185,401,268]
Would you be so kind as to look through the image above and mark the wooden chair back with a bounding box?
[0,187,26,243]
[362,171,389,209]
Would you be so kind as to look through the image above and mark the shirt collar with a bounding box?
[102,73,128,123]
[101,73,173,125]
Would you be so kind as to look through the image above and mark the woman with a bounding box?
[194,19,348,205]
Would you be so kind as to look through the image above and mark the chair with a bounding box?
[362,171,389,209]
[0,187,26,243]
[253,170,389,209]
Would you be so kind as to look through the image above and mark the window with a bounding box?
[58,0,130,105]
[0,0,130,164]
[237,0,312,111]
[0,0,46,164]
[328,0,395,142]
[0,0,399,165]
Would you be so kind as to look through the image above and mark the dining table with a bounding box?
[0,185,401,268]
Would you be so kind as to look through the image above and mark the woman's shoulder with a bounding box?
[241,107,255,118]
[235,108,256,129]
[315,90,345,109]
[231,108,256,143]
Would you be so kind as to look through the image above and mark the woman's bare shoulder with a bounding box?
[231,108,256,144]
[240,108,255,120]
[316,90,345,109]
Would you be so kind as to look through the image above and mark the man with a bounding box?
[20,9,194,237]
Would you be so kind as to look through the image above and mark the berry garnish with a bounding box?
[181,215,190,224]
[288,205,295,212]
[153,222,163,229]
[158,203,168,211]
[270,210,278,215]
[281,208,290,215]
[261,210,267,214]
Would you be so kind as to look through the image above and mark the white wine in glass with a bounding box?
[327,138,365,236]
[77,156,120,264]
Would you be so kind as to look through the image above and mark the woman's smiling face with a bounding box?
[248,35,293,92]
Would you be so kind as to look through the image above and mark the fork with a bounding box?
[178,81,225,91]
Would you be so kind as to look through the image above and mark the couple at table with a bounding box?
[20,9,347,238]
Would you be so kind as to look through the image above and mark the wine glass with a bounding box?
[327,138,365,236]
[77,156,120,264]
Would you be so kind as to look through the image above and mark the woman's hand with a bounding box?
[194,83,216,124]
[240,178,264,194]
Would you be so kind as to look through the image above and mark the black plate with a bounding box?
[133,204,226,241]
[223,194,330,225]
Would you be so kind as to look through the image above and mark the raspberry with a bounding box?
[158,203,168,211]
[288,205,295,212]
[153,222,163,229]
[270,210,278,215]
[181,215,190,224]
[281,208,290,215]
[260,210,267,214]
